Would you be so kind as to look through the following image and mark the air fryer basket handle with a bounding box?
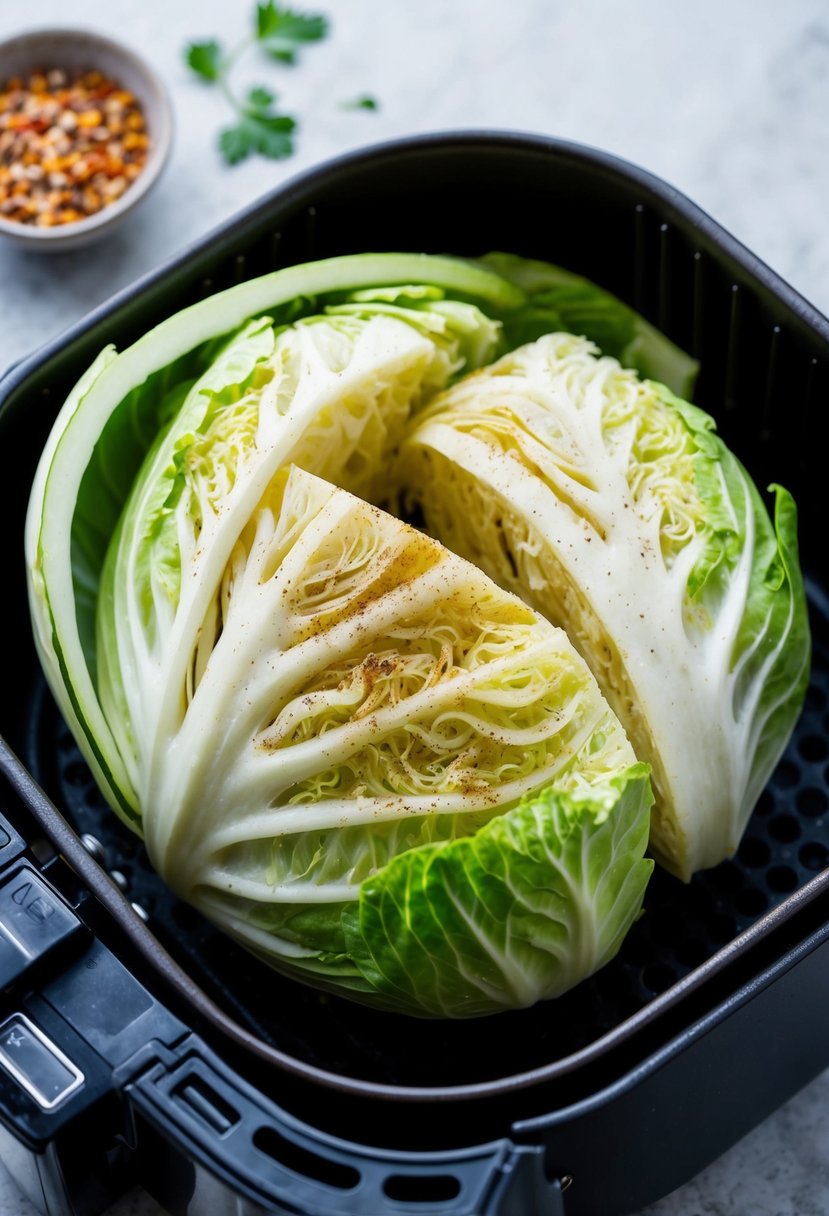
[125,1045,566,1215]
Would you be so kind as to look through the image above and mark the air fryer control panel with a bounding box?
[0,791,187,1216]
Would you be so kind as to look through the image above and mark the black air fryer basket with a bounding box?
[1,133,828,1216]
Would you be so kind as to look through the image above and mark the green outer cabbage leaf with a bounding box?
[481,251,699,397]
[342,763,653,1017]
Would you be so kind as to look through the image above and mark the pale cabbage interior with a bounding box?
[127,466,635,944]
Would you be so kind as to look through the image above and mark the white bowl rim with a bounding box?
[0,25,173,242]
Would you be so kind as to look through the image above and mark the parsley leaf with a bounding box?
[185,40,223,82]
[247,85,276,110]
[219,112,297,165]
[339,94,379,112]
[256,3,329,63]
[218,125,253,166]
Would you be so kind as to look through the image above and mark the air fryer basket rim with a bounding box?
[4,128,829,401]
[4,129,828,1106]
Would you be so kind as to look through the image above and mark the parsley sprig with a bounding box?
[185,3,328,165]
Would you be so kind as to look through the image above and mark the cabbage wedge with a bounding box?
[100,461,651,1016]
[26,254,655,1017]
[399,333,810,880]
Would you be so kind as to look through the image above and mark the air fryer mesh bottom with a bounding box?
[25,585,829,1090]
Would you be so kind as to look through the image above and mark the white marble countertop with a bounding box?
[2,1,829,1213]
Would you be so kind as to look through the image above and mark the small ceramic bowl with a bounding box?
[0,27,173,252]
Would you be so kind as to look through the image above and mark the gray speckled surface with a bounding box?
[2,1,829,1213]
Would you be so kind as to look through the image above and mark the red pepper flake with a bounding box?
[0,66,150,227]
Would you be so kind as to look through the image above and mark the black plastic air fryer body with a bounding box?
[1,133,829,1216]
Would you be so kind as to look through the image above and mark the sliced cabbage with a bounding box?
[398,332,810,880]
[26,254,655,1017]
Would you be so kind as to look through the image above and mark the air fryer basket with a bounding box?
[2,133,829,1216]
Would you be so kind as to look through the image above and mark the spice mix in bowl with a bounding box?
[0,27,172,251]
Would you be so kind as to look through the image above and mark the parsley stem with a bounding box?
[218,73,242,116]
[218,38,254,114]
[220,36,255,80]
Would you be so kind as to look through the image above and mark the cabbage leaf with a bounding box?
[344,764,652,1016]
[480,251,699,397]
